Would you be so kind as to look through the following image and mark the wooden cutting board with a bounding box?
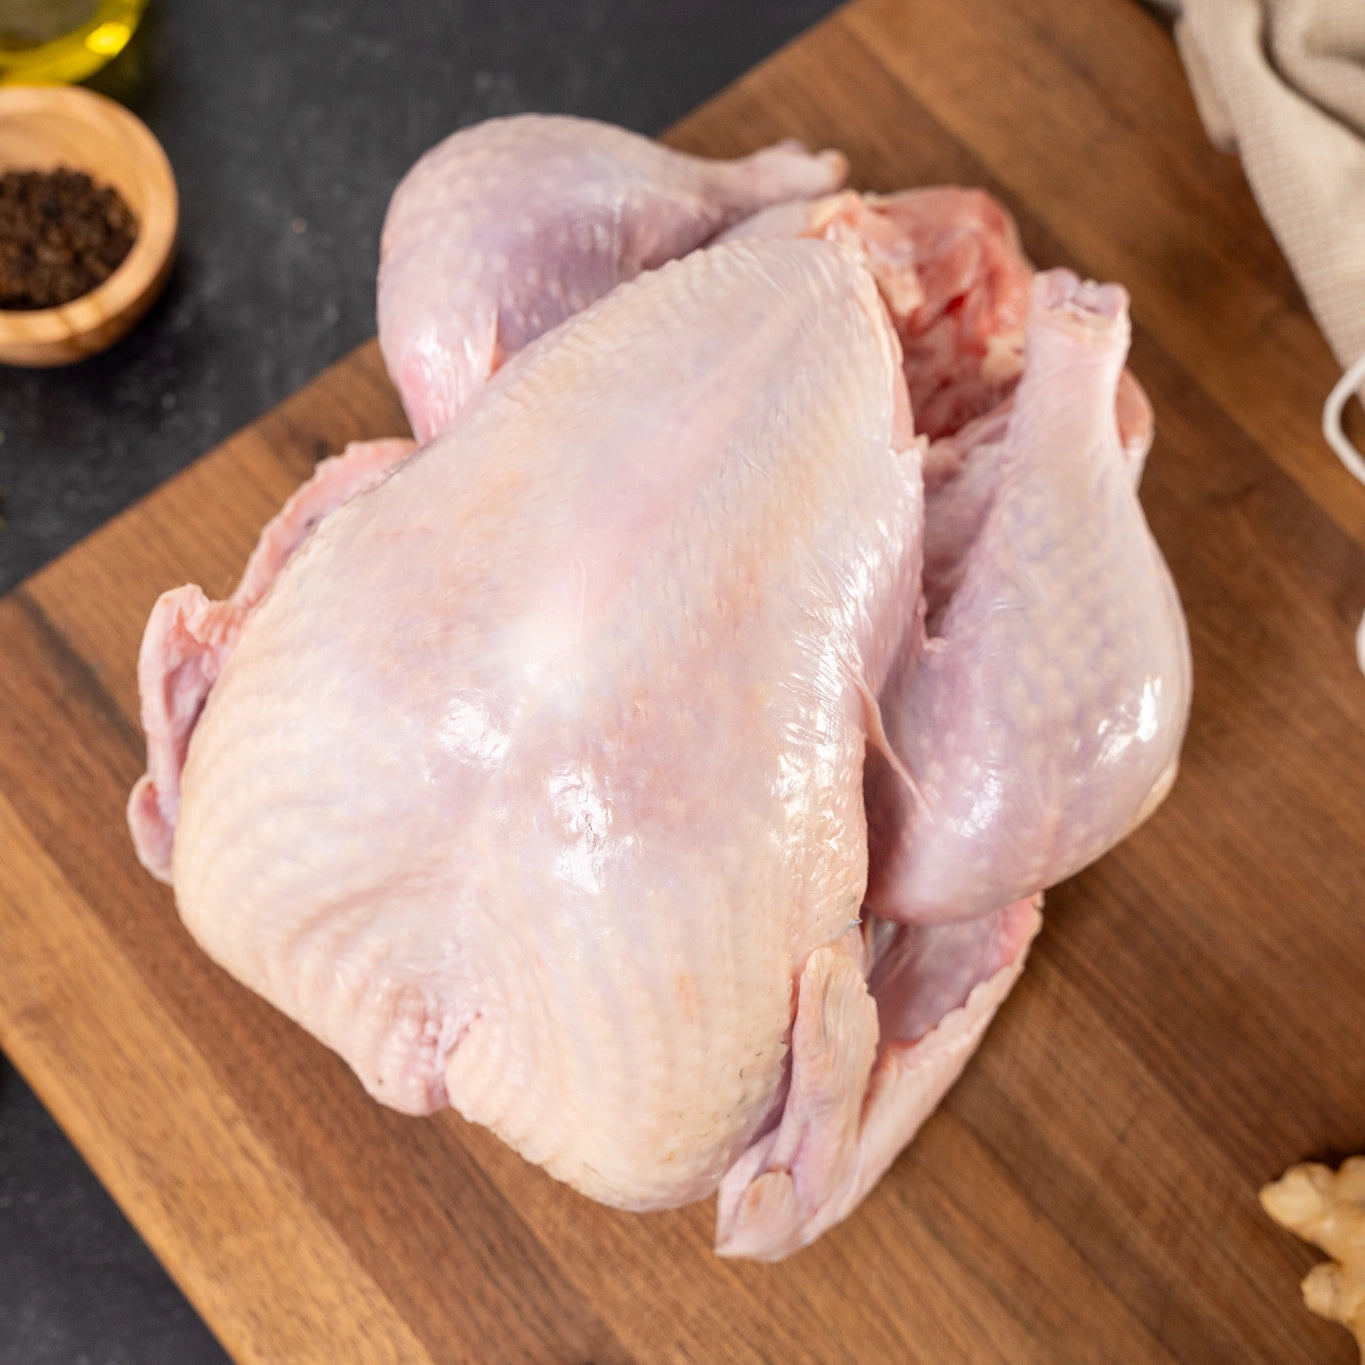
[4,0,1364,1360]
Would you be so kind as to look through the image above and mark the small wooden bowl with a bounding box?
[0,85,177,367]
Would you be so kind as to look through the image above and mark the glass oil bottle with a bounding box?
[0,0,148,85]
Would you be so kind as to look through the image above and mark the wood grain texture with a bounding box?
[3,2,1363,1360]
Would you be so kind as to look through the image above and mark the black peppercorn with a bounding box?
[0,166,139,310]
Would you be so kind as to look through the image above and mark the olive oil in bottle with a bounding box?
[0,0,148,85]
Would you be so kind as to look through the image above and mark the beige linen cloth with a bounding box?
[1174,0,1365,667]
[1175,0,1365,461]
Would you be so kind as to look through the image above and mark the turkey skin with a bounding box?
[128,117,1190,1260]
[157,238,923,1211]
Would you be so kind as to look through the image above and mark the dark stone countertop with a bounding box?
[0,2,837,1359]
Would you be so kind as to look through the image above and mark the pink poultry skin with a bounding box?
[128,117,1190,1261]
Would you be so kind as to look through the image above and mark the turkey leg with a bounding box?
[377,114,847,442]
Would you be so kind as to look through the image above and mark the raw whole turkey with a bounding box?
[128,115,1192,1261]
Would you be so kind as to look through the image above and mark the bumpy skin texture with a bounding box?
[922,367,1152,629]
[128,437,416,880]
[724,187,1032,439]
[377,114,847,443]
[727,186,1154,486]
[130,120,1192,1260]
[172,240,924,1209]
[864,272,1192,925]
